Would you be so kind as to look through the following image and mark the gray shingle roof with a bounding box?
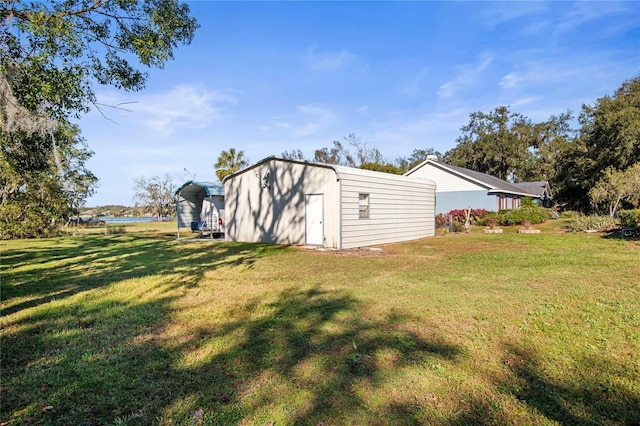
[409,160,541,197]
[514,181,551,197]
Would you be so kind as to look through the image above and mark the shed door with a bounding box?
[305,194,323,245]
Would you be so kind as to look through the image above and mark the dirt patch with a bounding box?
[295,245,400,257]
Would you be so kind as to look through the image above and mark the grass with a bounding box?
[1,220,639,425]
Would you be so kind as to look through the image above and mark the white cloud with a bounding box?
[274,104,339,137]
[481,2,549,28]
[485,1,635,38]
[500,72,523,90]
[306,48,358,72]
[399,68,430,97]
[437,53,494,99]
[94,85,238,135]
[371,107,470,155]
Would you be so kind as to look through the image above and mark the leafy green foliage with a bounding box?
[617,209,640,228]
[568,215,619,232]
[444,106,574,183]
[0,122,97,239]
[476,202,552,227]
[589,162,640,217]
[215,148,249,181]
[1,0,199,120]
[395,147,442,172]
[1,0,197,238]
[496,206,551,226]
[359,162,403,174]
[555,76,640,211]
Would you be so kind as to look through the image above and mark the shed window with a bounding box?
[359,193,369,219]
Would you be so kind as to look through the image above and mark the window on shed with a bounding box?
[359,193,369,219]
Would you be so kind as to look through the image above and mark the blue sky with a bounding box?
[79,1,640,206]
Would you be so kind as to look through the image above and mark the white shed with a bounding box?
[223,156,436,249]
[175,181,225,239]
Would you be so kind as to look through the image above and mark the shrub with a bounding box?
[106,225,127,235]
[451,220,466,233]
[477,212,500,228]
[498,206,551,226]
[568,215,619,232]
[617,209,640,228]
[446,209,488,225]
[560,211,578,219]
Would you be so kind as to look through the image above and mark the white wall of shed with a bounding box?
[224,159,340,247]
[337,167,436,249]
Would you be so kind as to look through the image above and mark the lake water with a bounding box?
[98,217,166,223]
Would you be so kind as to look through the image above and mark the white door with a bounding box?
[305,194,323,245]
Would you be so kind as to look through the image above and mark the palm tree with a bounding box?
[215,148,249,181]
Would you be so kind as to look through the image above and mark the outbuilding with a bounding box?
[223,156,436,249]
[175,180,225,239]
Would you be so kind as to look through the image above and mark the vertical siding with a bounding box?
[176,197,199,227]
[337,168,436,249]
[224,159,340,247]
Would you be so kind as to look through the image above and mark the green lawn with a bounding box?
[2,222,639,425]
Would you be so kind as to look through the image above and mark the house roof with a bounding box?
[406,160,541,198]
[514,181,552,198]
[174,180,224,197]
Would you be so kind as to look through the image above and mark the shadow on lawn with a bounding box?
[3,253,464,425]
[1,234,281,316]
[4,236,636,424]
[170,288,465,425]
[488,343,640,426]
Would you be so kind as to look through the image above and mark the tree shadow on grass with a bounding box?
[489,342,640,425]
[2,281,465,425]
[173,288,465,425]
[1,234,285,316]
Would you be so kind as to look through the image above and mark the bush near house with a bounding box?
[617,209,640,228]
[448,208,489,224]
[475,202,552,228]
[495,206,551,226]
[568,215,619,232]
[437,209,489,230]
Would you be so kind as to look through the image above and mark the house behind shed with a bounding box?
[223,156,436,249]
[175,181,225,237]
[405,159,543,214]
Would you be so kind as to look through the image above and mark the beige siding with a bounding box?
[409,163,484,192]
[224,159,340,247]
[337,167,436,249]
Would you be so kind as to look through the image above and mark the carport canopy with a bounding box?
[175,181,224,237]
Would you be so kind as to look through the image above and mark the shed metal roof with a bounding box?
[175,180,224,197]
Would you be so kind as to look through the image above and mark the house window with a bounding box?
[359,193,369,219]
[498,196,510,210]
